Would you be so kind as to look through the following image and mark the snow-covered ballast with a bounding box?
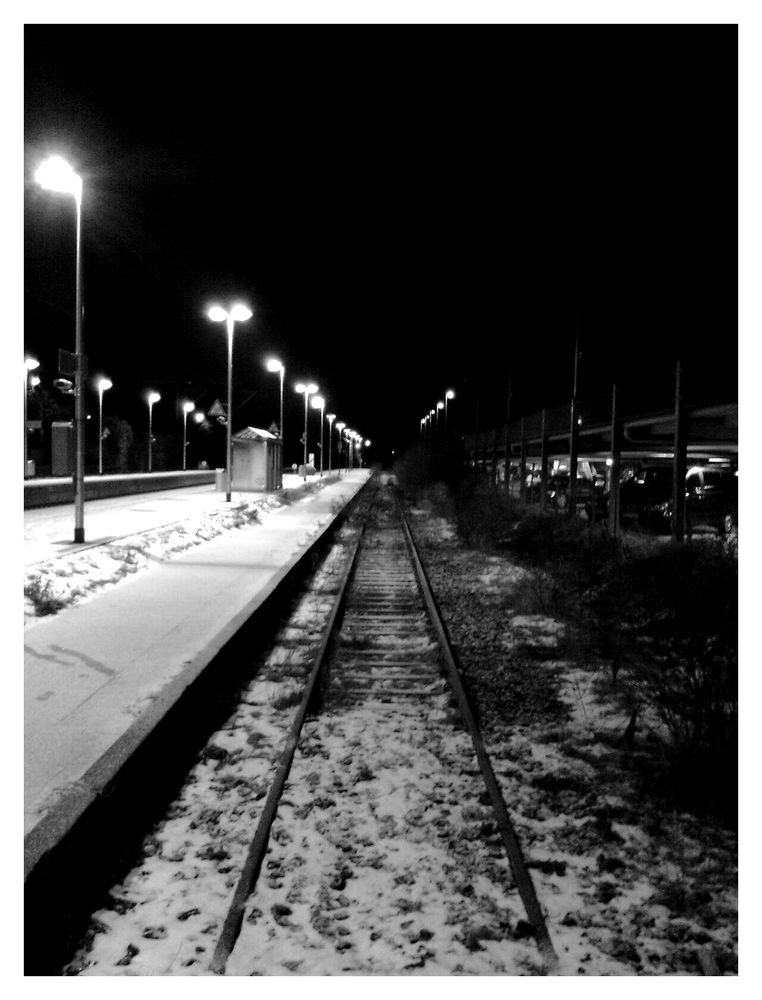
[231,427,283,492]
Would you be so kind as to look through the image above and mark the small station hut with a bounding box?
[231,427,283,492]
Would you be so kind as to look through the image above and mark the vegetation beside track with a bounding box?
[394,450,737,828]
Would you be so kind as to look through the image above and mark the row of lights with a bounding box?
[420,389,455,437]
[30,155,367,538]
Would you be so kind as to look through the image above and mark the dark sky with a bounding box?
[24,23,737,464]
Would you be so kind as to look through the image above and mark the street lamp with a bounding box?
[24,357,40,477]
[311,395,325,476]
[326,413,336,474]
[35,156,85,541]
[96,377,112,475]
[445,389,455,434]
[207,302,253,501]
[265,358,285,463]
[181,401,195,471]
[336,420,346,472]
[147,391,161,472]
[294,382,318,480]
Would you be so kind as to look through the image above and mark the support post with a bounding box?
[539,409,548,510]
[608,384,622,537]
[671,361,688,542]
[519,418,527,504]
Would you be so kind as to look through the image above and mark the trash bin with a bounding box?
[215,468,228,492]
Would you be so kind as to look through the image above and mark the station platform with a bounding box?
[24,470,372,881]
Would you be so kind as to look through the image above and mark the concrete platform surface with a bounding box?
[24,470,371,877]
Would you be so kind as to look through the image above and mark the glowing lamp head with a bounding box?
[193,412,204,424]
[336,421,346,433]
[437,401,444,410]
[326,413,336,423]
[230,303,253,323]
[25,357,40,372]
[147,391,161,405]
[365,439,371,447]
[266,358,283,373]
[183,401,195,414]
[446,389,455,400]
[97,378,113,393]
[35,156,82,198]
[207,305,228,323]
[311,395,325,410]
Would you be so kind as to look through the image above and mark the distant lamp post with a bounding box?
[311,395,326,476]
[445,389,455,434]
[208,302,253,501]
[35,155,85,542]
[96,377,112,475]
[294,382,318,480]
[265,358,285,461]
[24,357,40,477]
[336,420,346,473]
[326,413,336,474]
[436,400,444,433]
[181,401,195,471]
[147,391,161,472]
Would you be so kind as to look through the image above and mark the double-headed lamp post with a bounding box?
[147,392,161,472]
[295,382,318,480]
[96,377,112,475]
[208,303,253,501]
[335,421,346,473]
[182,401,195,471]
[311,395,326,476]
[326,413,336,474]
[265,358,285,461]
[24,357,40,476]
[35,155,85,542]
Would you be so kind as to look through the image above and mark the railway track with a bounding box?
[65,476,558,976]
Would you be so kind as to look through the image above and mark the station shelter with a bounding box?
[231,427,283,492]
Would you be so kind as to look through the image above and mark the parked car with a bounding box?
[545,473,607,518]
[618,464,737,534]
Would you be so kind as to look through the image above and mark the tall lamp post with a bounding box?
[336,420,346,473]
[181,401,195,471]
[35,156,85,542]
[207,302,253,501]
[295,382,318,480]
[24,357,40,477]
[326,413,336,474]
[266,358,285,462]
[96,377,112,475]
[147,391,160,472]
[311,395,325,476]
[444,389,455,435]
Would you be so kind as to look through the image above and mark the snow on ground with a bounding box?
[42,490,736,977]
[23,490,304,625]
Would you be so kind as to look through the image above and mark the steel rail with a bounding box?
[209,489,375,973]
[396,491,560,974]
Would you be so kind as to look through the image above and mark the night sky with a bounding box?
[24,23,737,466]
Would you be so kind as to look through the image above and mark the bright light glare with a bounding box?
[194,412,204,423]
[326,413,336,422]
[30,375,40,387]
[183,401,195,413]
[446,389,455,399]
[35,156,82,197]
[266,358,283,373]
[365,439,371,446]
[207,306,228,323]
[295,382,318,395]
[230,304,253,322]
[311,396,325,410]
[336,422,345,432]
[147,392,161,405]
[437,401,444,409]
[97,378,113,392]
[25,357,40,371]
